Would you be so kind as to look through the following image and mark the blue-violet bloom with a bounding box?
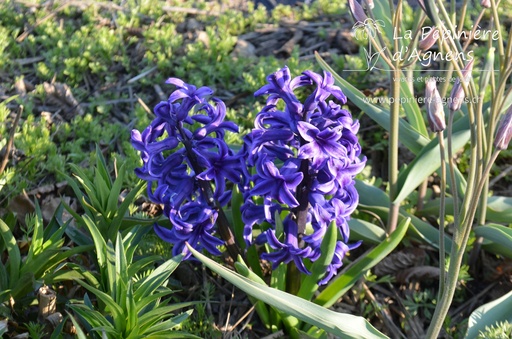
[241,66,366,285]
[131,78,243,258]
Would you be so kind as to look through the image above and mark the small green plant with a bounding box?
[477,321,512,339]
[0,204,91,318]
[62,146,149,243]
[68,232,199,338]
[25,321,47,339]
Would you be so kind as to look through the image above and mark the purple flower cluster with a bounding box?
[131,67,365,285]
[131,78,243,258]
[241,67,366,284]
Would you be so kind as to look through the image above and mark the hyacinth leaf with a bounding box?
[188,244,388,339]
[355,180,453,253]
[313,218,410,308]
[394,126,471,204]
[234,259,271,330]
[297,221,337,301]
[82,214,107,267]
[231,185,246,250]
[316,52,429,155]
[133,254,183,303]
[418,196,512,224]
[466,289,512,339]
[109,180,145,240]
[348,218,387,244]
[474,224,512,259]
[486,197,512,223]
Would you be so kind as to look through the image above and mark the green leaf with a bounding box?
[69,164,102,214]
[356,180,452,253]
[95,145,113,189]
[315,52,429,155]
[134,254,183,303]
[107,163,126,217]
[418,196,512,224]
[125,280,138,336]
[234,259,270,328]
[109,180,145,241]
[188,244,388,339]
[123,226,151,265]
[115,234,129,292]
[138,302,198,332]
[145,310,193,333]
[74,279,125,330]
[0,219,20,286]
[127,255,161,279]
[29,201,45,257]
[61,171,94,221]
[231,185,246,250]
[474,224,512,259]
[394,126,470,204]
[466,290,512,339]
[348,218,386,244]
[486,196,512,223]
[314,218,410,308]
[297,221,338,301]
[67,310,94,339]
[82,214,107,266]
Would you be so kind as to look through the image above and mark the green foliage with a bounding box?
[188,245,389,339]
[68,233,198,338]
[62,146,149,243]
[476,321,512,339]
[0,204,92,315]
[467,290,512,339]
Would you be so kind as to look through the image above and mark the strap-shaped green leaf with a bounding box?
[348,218,387,244]
[0,219,20,286]
[394,126,470,204]
[466,289,512,339]
[188,244,388,339]
[74,279,125,330]
[297,221,338,301]
[314,218,410,308]
[134,254,183,302]
[474,224,512,259]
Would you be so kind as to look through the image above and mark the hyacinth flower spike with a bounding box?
[131,78,244,260]
[241,66,366,286]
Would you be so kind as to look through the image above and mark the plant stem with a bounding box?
[0,105,23,175]
[387,4,401,234]
[178,125,244,262]
[426,150,500,339]
[437,132,447,295]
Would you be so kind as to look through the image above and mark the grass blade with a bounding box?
[314,218,410,308]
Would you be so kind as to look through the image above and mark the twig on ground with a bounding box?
[135,94,152,115]
[162,5,221,17]
[127,66,158,84]
[0,105,23,175]
[489,164,512,187]
[362,282,406,339]
[16,2,70,42]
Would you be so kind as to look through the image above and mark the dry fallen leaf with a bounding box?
[43,82,84,118]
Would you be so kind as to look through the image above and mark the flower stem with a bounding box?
[426,150,500,339]
[179,125,244,262]
[437,132,447,295]
[387,68,400,234]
